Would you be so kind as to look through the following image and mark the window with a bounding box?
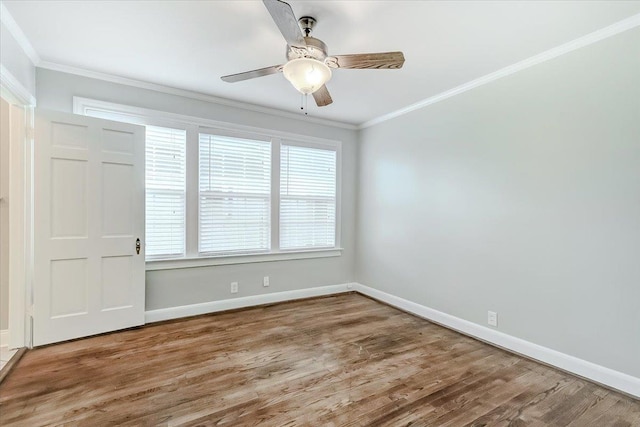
[199,134,271,254]
[145,126,186,258]
[280,144,336,249]
[75,98,341,268]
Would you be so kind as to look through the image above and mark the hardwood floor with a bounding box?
[0,293,638,426]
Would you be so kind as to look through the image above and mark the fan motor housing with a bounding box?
[287,36,328,61]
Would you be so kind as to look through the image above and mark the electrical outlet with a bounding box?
[263,276,269,287]
[231,282,238,294]
[488,311,498,327]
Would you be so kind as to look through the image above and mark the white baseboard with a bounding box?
[145,283,356,324]
[0,329,8,347]
[353,283,640,399]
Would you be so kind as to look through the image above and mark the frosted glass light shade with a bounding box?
[282,58,332,94]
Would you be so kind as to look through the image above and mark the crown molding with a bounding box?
[0,2,40,65]
[37,61,358,131]
[359,13,640,129]
[4,1,638,130]
[0,64,36,106]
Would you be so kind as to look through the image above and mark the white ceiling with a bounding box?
[4,1,640,126]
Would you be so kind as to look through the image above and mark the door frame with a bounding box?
[1,66,36,349]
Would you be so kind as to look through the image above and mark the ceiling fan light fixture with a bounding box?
[282,58,332,95]
[220,1,405,108]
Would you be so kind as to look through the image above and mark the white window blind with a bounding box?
[280,144,336,249]
[145,126,186,259]
[199,134,271,254]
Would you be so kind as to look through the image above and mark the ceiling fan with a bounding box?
[221,0,405,108]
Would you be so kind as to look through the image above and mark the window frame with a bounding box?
[73,97,342,270]
[197,131,273,256]
[145,125,187,259]
[279,140,338,251]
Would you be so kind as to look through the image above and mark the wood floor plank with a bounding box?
[0,293,638,426]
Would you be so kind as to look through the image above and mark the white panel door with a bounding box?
[34,109,145,346]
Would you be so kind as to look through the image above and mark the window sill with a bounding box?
[145,248,344,271]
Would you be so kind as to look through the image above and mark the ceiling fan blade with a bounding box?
[312,85,333,107]
[221,65,283,83]
[263,0,306,48]
[326,52,405,69]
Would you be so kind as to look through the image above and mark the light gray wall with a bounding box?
[0,20,36,97]
[356,28,640,378]
[36,68,357,311]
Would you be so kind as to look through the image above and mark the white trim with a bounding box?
[270,138,281,252]
[146,248,343,271]
[0,2,41,65]
[40,61,357,130]
[145,282,355,323]
[0,329,8,347]
[184,124,199,259]
[73,97,345,147]
[7,102,28,350]
[1,95,31,350]
[0,65,36,106]
[353,283,640,399]
[359,13,640,129]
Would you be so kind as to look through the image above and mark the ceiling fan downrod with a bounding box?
[298,16,316,37]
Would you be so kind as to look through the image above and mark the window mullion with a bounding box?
[185,124,199,257]
[335,144,342,250]
[271,138,281,252]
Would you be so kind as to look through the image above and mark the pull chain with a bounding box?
[300,93,309,115]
